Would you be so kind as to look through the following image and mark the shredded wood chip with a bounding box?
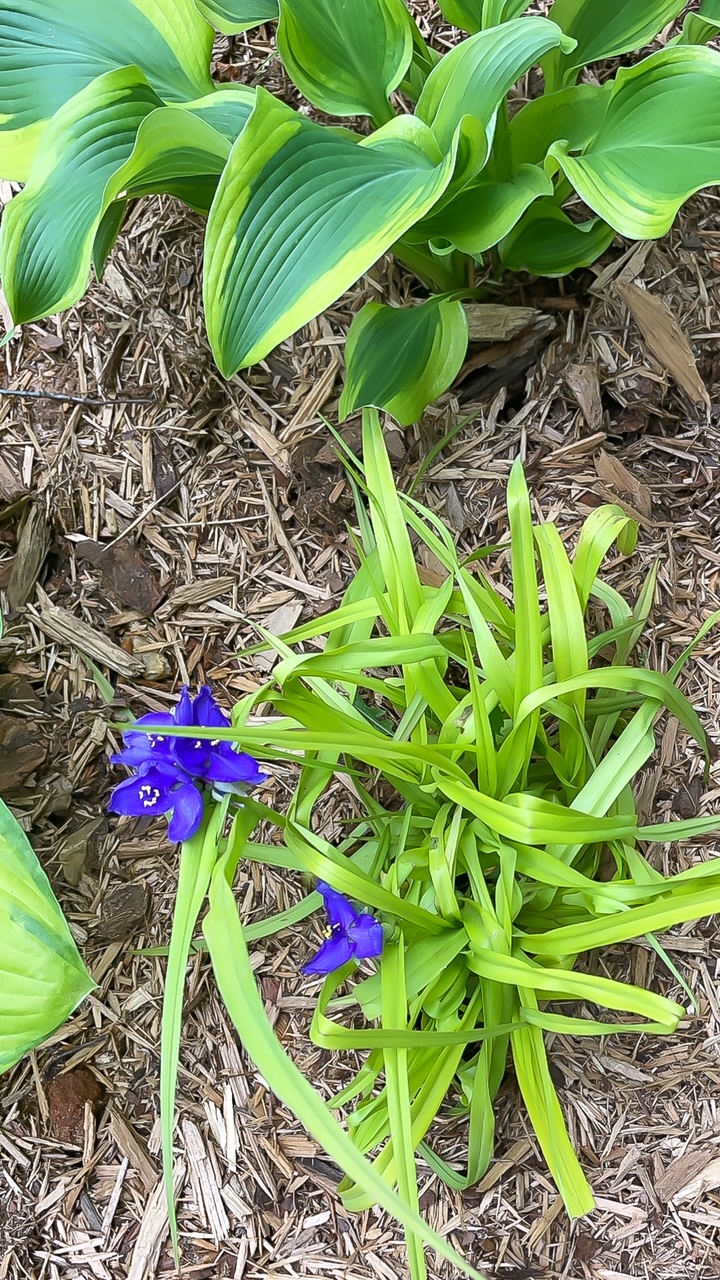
[616,281,710,407]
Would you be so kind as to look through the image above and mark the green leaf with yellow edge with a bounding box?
[1,69,238,325]
[204,91,457,377]
[543,0,686,91]
[508,83,610,169]
[194,0,278,32]
[0,797,95,1075]
[500,200,615,276]
[411,165,553,256]
[340,296,468,426]
[416,17,572,157]
[278,0,414,121]
[0,0,214,181]
[547,46,720,239]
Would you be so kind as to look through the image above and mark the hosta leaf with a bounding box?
[0,798,94,1074]
[508,83,611,169]
[204,90,456,377]
[679,0,720,45]
[500,200,615,276]
[1,70,236,325]
[548,46,720,239]
[340,297,468,426]
[412,165,553,256]
[438,0,484,32]
[543,0,686,91]
[0,0,214,181]
[483,0,533,23]
[416,17,571,156]
[183,86,255,143]
[438,0,531,33]
[194,0,278,32]
[277,0,414,120]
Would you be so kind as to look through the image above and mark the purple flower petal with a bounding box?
[109,768,176,818]
[111,744,175,769]
[204,746,267,785]
[173,735,213,777]
[174,686,194,726]
[349,915,384,960]
[194,686,230,729]
[317,883,359,932]
[167,781,205,842]
[303,932,355,975]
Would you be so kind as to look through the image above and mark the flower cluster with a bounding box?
[110,686,266,842]
[304,881,383,975]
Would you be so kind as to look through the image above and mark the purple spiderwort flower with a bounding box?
[109,686,266,843]
[109,763,205,843]
[304,881,383,975]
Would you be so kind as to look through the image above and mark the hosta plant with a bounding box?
[3,1,720,422]
[0,796,95,1074]
[0,601,94,1075]
[114,411,720,1278]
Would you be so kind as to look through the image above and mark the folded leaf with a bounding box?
[500,200,615,275]
[277,0,414,120]
[548,46,720,239]
[340,297,468,426]
[1,69,236,324]
[508,83,611,169]
[438,0,531,33]
[204,90,457,376]
[543,0,686,91]
[417,17,571,156]
[412,165,553,256]
[679,0,720,45]
[0,0,214,180]
[194,0,278,31]
[0,798,95,1074]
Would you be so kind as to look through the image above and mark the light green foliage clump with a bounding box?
[3,1,720,420]
[185,410,720,1278]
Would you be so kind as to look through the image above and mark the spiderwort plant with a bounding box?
[188,410,720,1280]
[3,1,720,425]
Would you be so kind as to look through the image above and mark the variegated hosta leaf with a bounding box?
[203,90,457,377]
[92,86,254,278]
[543,0,686,91]
[340,296,468,426]
[0,798,94,1075]
[1,69,239,325]
[277,0,414,120]
[193,0,278,33]
[416,17,571,163]
[508,83,610,170]
[500,200,615,276]
[548,46,720,239]
[410,165,553,256]
[0,0,214,181]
